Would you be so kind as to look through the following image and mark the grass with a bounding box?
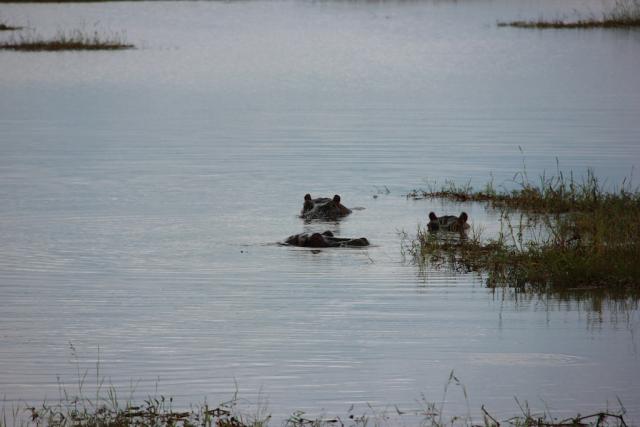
[0,23,22,31]
[3,393,271,427]
[404,168,640,292]
[498,0,640,29]
[1,344,272,427]
[0,16,22,30]
[0,362,631,427]
[0,29,133,51]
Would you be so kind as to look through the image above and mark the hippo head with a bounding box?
[302,194,315,213]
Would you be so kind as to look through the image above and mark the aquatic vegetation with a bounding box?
[0,15,21,30]
[408,169,638,214]
[498,0,640,29]
[0,347,271,427]
[405,169,640,292]
[0,23,22,31]
[0,29,133,51]
[0,365,630,427]
[2,392,269,427]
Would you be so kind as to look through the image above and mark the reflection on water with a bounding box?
[0,0,639,423]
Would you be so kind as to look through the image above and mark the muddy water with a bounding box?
[1,0,639,422]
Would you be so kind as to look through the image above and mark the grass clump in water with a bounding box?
[0,23,22,31]
[405,169,640,292]
[0,28,133,51]
[497,0,640,29]
[0,15,22,30]
[408,169,637,214]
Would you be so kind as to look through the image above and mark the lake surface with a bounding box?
[1,0,639,423]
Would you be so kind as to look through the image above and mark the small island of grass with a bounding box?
[0,29,134,51]
[0,23,22,31]
[497,17,640,29]
[405,169,640,293]
[498,0,640,29]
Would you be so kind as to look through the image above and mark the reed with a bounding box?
[1,379,269,427]
[1,366,629,427]
[408,169,639,214]
[4,394,266,427]
[497,0,640,29]
[405,169,640,292]
[0,28,133,51]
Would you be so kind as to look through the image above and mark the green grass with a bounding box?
[404,169,640,292]
[408,169,638,214]
[3,398,629,427]
[0,365,630,427]
[498,0,640,28]
[1,344,271,427]
[0,29,133,51]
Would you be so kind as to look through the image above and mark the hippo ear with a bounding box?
[322,230,334,237]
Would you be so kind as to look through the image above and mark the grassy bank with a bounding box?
[498,0,640,29]
[1,372,630,427]
[1,348,631,426]
[405,170,640,292]
[3,397,629,427]
[0,29,133,51]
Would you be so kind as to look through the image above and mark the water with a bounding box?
[1,0,639,423]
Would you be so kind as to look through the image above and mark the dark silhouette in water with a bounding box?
[300,194,352,219]
[331,194,352,216]
[427,212,470,232]
[285,230,369,248]
[302,194,315,214]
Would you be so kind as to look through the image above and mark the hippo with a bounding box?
[285,230,369,248]
[301,194,352,220]
[427,212,470,232]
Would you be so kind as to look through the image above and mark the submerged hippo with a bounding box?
[301,194,352,219]
[285,230,369,248]
[427,212,470,232]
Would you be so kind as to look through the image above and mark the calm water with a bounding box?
[1,0,640,423]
